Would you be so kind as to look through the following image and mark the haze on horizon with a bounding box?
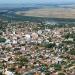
[0,0,75,4]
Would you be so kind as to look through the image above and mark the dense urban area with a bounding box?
[0,19,75,75]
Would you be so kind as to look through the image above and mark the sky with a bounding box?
[0,0,75,4]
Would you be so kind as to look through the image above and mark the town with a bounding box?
[0,20,75,75]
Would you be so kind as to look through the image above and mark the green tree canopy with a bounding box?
[0,38,6,43]
[58,73,65,75]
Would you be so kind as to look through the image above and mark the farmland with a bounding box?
[16,8,75,19]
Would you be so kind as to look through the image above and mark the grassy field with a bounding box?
[16,8,75,19]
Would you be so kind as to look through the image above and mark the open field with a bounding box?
[16,8,75,18]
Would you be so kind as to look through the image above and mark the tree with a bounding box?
[58,73,65,75]
[17,56,28,66]
[64,33,70,39]
[64,47,68,52]
[48,37,51,42]
[0,72,2,75]
[0,38,6,43]
[69,49,75,55]
[54,64,61,71]
[45,43,55,48]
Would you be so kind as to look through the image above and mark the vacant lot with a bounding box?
[16,8,75,18]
